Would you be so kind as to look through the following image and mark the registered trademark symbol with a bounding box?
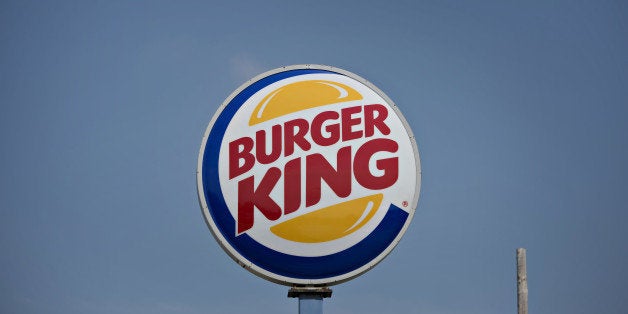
[402,201,408,207]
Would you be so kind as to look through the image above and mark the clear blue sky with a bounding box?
[1,1,627,313]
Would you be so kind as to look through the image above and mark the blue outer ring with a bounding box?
[201,69,409,280]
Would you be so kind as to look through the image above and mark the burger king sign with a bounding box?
[197,65,421,285]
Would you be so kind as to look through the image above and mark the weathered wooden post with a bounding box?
[517,248,528,314]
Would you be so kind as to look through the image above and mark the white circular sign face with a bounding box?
[197,65,421,286]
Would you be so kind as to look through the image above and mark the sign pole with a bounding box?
[517,248,528,314]
[288,287,332,314]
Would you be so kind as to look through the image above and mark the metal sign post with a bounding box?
[288,287,332,314]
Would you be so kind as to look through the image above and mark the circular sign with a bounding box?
[197,65,421,286]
